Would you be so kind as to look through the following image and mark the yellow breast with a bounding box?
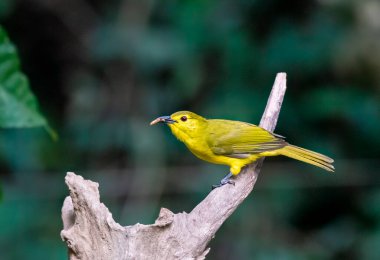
[167,120,257,175]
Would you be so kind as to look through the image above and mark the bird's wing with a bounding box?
[206,120,286,158]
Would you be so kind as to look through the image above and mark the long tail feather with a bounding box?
[278,145,334,172]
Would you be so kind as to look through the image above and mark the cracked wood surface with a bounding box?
[61,73,287,259]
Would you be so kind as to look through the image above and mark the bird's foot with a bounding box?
[212,172,235,189]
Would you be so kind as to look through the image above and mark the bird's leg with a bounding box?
[212,172,235,189]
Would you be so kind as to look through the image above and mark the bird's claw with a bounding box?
[211,175,235,190]
[225,180,235,186]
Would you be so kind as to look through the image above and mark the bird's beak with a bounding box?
[150,116,176,125]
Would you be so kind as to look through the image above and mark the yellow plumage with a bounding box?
[150,111,334,186]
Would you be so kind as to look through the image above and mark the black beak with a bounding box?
[150,116,176,125]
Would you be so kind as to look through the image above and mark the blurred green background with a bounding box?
[1,0,380,259]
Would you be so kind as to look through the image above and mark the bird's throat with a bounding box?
[168,124,188,143]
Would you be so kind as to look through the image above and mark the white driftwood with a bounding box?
[61,73,287,259]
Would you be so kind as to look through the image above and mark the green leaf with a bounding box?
[0,25,56,140]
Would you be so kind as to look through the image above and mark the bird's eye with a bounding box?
[180,116,187,122]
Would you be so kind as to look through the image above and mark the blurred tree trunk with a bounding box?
[60,73,287,259]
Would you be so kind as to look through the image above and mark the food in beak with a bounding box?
[150,116,175,125]
[150,117,164,125]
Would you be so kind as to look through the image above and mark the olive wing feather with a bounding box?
[206,120,286,158]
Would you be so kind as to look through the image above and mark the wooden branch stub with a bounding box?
[60,173,127,259]
[61,73,287,259]
[260,72,287,132]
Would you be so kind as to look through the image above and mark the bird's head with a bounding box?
[150,111,207,141]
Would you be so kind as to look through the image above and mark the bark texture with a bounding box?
[61,73,287,259]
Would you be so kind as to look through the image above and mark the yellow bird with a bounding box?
[150,111,334,188]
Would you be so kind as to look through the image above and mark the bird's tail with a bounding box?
[278,144,334,172]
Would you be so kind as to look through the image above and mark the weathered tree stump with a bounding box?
[61,73,287,259]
